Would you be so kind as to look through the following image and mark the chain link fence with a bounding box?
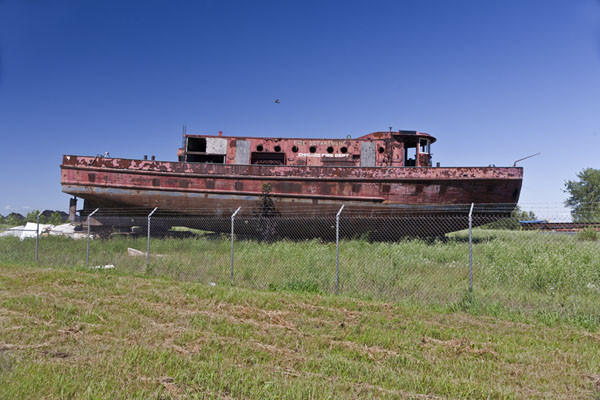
[1,203,599,327]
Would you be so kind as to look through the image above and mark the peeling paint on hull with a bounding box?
[61,155,523,212]
[60,155,522,238]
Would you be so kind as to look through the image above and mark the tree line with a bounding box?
[0,210,66,227]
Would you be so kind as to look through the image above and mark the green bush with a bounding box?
[26,210,47,224]
[576,228,598,241]
[481,206,537,230]
[5,215,22,227]
[48,212,63,225]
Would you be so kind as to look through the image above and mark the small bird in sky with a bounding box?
[274,99,280,104]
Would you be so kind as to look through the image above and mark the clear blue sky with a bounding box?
[1,0,599,215]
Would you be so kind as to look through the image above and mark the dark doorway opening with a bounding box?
[187,138,207,152]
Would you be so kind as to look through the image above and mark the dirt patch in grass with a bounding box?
[420,336,499,358]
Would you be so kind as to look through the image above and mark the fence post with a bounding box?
[35,210,44,263]
[86,208,100,268]
[147,207,158,271]
[230,207,241,284]
[468,203,474,292]
[336,204,344,295]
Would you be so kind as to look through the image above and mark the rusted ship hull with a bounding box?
[61,155,522,238]
[61,156,522,207]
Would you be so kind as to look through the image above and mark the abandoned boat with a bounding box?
[60,130,523,239]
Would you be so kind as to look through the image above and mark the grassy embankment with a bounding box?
[0,265,599,399]
[0,228,599,331]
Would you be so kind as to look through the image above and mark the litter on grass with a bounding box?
[92,265,115,270]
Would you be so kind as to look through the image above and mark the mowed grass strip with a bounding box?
[0,265,599,399]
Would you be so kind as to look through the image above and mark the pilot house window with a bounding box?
[404,146,416,166]
[419,139,430,154]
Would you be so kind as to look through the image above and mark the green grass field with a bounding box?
[1,265,599,399]
[0,228,598,331]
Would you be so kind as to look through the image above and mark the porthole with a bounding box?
[292,146,298,153]
[309,146,317,153]
[340,147,348,154]
[327,146,334,153]
[274,145,281,152]
[378,146,385,153]
[257,145,264,152]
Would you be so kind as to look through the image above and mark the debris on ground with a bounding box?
[91,265,115,270]
[127,248,146,257]
[127,248,167,258]
[0,223,90,240]
[0,223,52,241]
